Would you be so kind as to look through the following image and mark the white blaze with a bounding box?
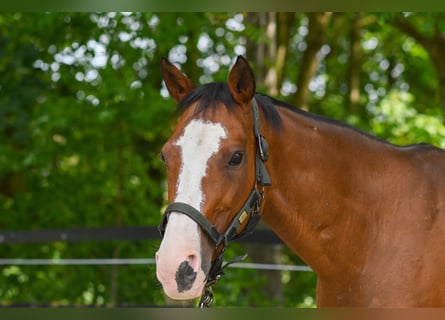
[174,119,227,208]
[156,119,227,299]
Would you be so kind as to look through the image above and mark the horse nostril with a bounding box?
[187,254,198,269]
[176,260,198,292]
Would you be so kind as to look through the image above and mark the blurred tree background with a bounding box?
[0,12,444,307]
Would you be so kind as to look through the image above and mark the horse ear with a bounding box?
[160,57,195,103]
[228,56,256,104]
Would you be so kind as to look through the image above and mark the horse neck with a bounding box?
[260,106,395,280]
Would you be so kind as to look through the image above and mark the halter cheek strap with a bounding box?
[157,98,271,307]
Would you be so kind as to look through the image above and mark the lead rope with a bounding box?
[198,253,248,308]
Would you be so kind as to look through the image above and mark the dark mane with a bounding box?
[177,83,282,131]
[178,82,236,113]
[177,82,399,146]
[267,94,394,145]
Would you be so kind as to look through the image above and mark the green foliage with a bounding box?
[369,90,445,147]
[0,12,173,306]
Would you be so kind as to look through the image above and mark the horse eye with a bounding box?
[228,152,244,167]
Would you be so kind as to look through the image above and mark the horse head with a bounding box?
[155,56,268,302]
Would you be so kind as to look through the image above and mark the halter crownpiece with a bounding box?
[158,97,271,307]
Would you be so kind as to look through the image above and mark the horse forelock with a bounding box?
[178,82,236,114]
[177,82,283,132]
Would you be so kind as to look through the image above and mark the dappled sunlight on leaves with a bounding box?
[370,90,445,148]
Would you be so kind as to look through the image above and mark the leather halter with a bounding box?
[158,98,271,307]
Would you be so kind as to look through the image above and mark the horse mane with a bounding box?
[176,82,440,150]
[176,81,366,136]
[266,94,394,145]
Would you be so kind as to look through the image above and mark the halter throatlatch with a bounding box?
[158,98,271,308]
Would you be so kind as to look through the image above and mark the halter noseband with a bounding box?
[158,98,271,307]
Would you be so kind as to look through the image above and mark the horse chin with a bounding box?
[158,269,207,301]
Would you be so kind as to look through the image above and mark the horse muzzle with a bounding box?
[155,251,207,300]
[155,212,208,300]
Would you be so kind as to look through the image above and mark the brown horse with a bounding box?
[155,56,445,307]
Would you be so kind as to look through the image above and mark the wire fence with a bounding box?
[0,258,313,272]
[0,226,282,244]
[0,226,312,272]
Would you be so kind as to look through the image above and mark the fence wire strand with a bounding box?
[0,258,312,272]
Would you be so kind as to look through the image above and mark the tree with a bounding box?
[291,12,331,111]
[388,14,445,117]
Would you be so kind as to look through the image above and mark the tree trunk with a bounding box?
[0,172,26,197]
[346,13,362,114]
[246,12,268,88]
[430,39,445,116]
[245,227,284,305]
[244,12,299,306]
[292,12,331,111]
[109,119,125,306]
[246,13,294,95]
[263,13,295,96]
[275,13,295,94]
[392,15,445,117]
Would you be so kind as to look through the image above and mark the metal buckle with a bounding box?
[198,288,214,308]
